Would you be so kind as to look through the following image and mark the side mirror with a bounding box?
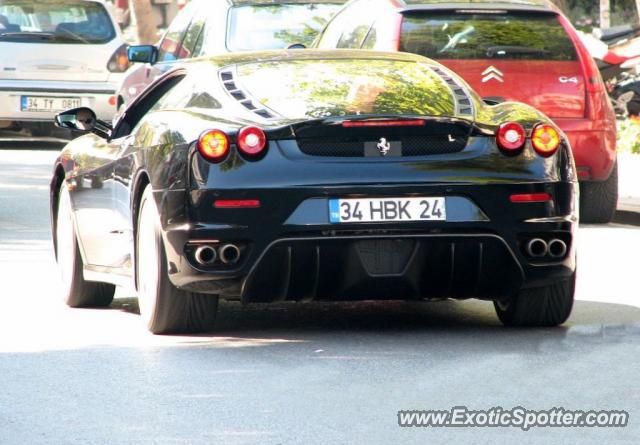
[55,107,112,139]
[286,43,306,50]
[55,107,97,131]
[128,45,158,64]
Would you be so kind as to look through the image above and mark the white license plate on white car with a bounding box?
[20,96,81,112]
[329,197,446,223]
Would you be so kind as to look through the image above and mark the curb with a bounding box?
[613,209,640,226]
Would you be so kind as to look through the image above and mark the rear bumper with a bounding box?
[554,117,617,182]
[158,181,578,302]
[0,79,118,122]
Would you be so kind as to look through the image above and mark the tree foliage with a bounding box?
[554,0,639,29]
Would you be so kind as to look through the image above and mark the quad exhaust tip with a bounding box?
[192,243,242,266]
[194,245,217,265]
[219,244,241,265]
[525,238,568,259]
[548,239,568,259]
[526,238,548,258]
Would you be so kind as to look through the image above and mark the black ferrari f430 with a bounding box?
[50,50,578,334]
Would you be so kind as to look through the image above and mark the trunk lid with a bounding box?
[439,59,585,118]
[399,10,586,119]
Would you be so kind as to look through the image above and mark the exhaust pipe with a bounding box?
[548,239,567,259]
[194,245,217,265]
[219,244,241,265]
[526,238,548,258]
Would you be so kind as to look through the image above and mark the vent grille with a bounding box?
[429,66,475,117]
[298,135,467,157]
[219,68,277,119]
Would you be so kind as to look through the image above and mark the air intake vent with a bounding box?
[218,68,277,119]
[295,121,470,158]
[298,135,467,157]
[428,66,475,118]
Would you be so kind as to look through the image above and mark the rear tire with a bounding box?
[579,161,618,224]
[494,272,575,327]
[136,186,218,334]
[55,182,115,308]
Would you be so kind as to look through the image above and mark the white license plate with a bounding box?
[20,96,81,112]
[329,197,446,223]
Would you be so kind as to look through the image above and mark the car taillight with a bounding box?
[236,126,267,159]
[556,14,604,94]
[198,130,230,163]
[531,123,561,157]
[107,44,131,73]
[496,122,526,154]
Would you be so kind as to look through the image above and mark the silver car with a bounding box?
[118,0,344,110]
[0,0,128,135]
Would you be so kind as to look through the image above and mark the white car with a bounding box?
[0,0,129,136]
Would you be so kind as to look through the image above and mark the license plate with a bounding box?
[20,96,81,112]
[329,197,446,223]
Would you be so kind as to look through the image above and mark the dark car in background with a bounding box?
[51,50,577,334]
[314,0,618,223]
[117,0,344,110]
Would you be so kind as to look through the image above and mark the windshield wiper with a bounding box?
[486,45,551,58]
[0,31,56,41]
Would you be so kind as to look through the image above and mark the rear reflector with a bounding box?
[510,193,552,203]
[214,199,261,208]
[342,119,425,127]
[577,167,591,180]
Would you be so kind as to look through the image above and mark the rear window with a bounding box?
[400,12,577,61]
[226,3,342,51]
[0,0,115,44]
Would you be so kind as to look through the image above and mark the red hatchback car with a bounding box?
[315,0,618,222]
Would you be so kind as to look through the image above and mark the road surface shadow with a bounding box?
[110,296,640,347]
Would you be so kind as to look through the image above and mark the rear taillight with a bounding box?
[556,14,604,94]
[237,126,267,159]
[198,130,230,163]
[107,44,131,73]
[531,123,561,157]
[496,122,526,154]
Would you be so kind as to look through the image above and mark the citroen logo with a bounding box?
[481,66,504,83]
[377,137,391,156]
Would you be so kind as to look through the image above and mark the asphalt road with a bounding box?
[1,149,640,444]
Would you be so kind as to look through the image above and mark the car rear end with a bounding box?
[396,3,616,182]
[0,0,129,132]
[156,53,578,306]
